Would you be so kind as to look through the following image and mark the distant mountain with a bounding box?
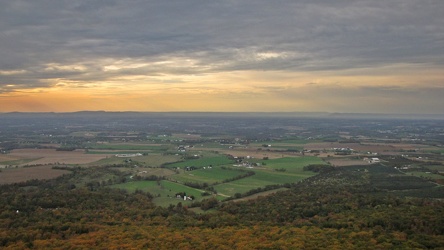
[0,111,443,120]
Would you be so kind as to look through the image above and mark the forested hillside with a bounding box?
[1,164,443,249]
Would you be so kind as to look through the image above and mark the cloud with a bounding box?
[0,0,443,113]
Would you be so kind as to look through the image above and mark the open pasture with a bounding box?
[0,166,70,185]
[169,167,243,184]
[112,180,212,206]
[214,169,314,197]
[264,156,326,173]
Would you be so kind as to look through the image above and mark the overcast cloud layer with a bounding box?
[1,0,443,113]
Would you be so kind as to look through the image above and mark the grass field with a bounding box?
[408,171,444,180]
[264,156,326,173]
[110,156,322,206]
[169,167,243,184]
[425,165,444,171]
[112,180,215,207]
[214,168,315,197]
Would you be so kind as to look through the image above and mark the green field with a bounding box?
[214,169,315,197]
[169,167,243,184]
[264,156,326,173]
[409,171,444,180]
[109,155,326,206]
[112,180,216,207]
[425,165,444,171]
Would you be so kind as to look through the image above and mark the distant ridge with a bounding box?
[1,111,443,120]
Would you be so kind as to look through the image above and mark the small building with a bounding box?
[370,158,380,163]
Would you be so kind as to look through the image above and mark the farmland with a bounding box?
[1,112,444,206]
[0,165,70,185]
[1,112,444,248]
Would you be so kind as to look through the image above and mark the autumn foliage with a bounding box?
[1,166,443,249]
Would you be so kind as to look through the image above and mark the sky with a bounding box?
[0,0,443,114]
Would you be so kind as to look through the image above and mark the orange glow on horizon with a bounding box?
[1,64,443,113]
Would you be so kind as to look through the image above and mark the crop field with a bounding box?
[7,149,108,165]
[169,167,243,184]
[0,166,70,185]
[0,155,41,166]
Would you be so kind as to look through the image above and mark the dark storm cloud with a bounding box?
[1,0,443,90]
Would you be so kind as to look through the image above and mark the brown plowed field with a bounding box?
[0,165,70,184]
[8,149,108,165]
